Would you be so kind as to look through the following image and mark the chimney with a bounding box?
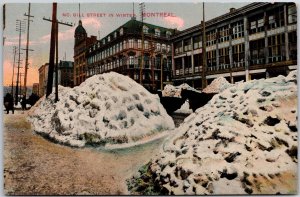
[230,8,236,13]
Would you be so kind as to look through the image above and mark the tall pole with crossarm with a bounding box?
[23,3,34,99]
[44,3,72,102]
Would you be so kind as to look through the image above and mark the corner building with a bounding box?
[86,18,176,91]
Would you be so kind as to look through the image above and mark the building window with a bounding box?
[120,28,124,36]
[249,15,265,34]
[114,31,117,38]
[207,50,216,67]
[120,42,123,51]
[108,36,111,42]
[232,44,245,67]
[250,38,265,65]
[193,36,201,49]
[129,56,134,65]
[144,41,149,49]
[161,44,166,52]
[184,39,191,51]
[156,43,161,51]
[167,45,171,53]
[166,31,172,38]
[206,31,216,46]
[232,20,244,39]
[123,40,127,49]
[155,29,160,37]
[138,39,142,49]
[143,25,149,34]
[268,34,286,63]
[218,25,230,43]
[288,5,297,24]
[288,31,297,60]
[129,39,134,48]
[267,6,284,29]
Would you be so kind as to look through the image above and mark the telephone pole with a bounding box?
[15,19,25,105]
[23,3,34,99]
[201,2,207,89]
[139,2,145,85]
[43,3,73,102]
[11,46,17,97]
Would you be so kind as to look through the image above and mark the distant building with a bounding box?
[58,60,74,87]
[74,20,97,86]
[171,2,297,88]
[38,63,49,97]
[86,18,176,91]
[32,83,39,95]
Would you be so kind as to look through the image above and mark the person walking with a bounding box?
[21,94,27,111]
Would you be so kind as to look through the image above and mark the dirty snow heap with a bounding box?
[202,76,233,93]
[129,71,298,195]
[162,83,198,98]
[29,72,175,147]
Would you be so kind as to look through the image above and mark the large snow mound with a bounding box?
[203,76,233,93]
[131,71,298,195]
[162,83,199,98]
[29,72,175,148]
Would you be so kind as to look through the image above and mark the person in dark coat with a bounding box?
[21,94,27,111]
[4,93,14,114]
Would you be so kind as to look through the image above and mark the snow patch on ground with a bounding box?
[132,71,298,195]
[29,72,175,148]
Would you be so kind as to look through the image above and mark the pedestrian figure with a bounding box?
[21,94,27,111]
[4,93,14,114]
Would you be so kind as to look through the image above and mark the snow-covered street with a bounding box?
[3,111,167,195]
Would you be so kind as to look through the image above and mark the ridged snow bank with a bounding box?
[29,72,175,147]
[129,71,298,195]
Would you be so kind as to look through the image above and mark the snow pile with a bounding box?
[174,100,193,114]
[162,83,198,98]
[29,72,175,148]
[203,77,233,93]
[131,71,298,195]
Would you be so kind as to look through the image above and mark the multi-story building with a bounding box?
[74,20,97,86]
[32,83,39,95]
[58,60,74,87]
[86,18,176,91]
[171,2,297,89]
[38,63,49,97]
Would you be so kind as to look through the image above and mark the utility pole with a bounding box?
[23,3,34,99]
[11,46,17,97]
[160,54,163,91]
[201,2,207,89]
[139,2,145,85]
[43,3,73,102]
[15,19,25,105]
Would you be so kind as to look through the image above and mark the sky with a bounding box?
[2,2,249,86]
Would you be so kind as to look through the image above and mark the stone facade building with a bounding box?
[85,18,176,91]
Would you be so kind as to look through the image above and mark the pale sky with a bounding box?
[2,2,249,86]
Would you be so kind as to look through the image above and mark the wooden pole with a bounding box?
[46,3,57,97]
[201,2,207,89]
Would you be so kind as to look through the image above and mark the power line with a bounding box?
[15,19,25,105]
